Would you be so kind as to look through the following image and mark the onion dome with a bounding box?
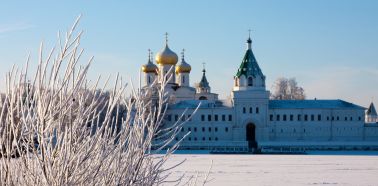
[142,49,158,73]
[155,33,178,65]
[176,49,191,74]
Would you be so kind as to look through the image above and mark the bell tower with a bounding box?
[231,33,270,145]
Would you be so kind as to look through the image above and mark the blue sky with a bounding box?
[0,1,377,107]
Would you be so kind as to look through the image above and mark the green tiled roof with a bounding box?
[235,48,263,78]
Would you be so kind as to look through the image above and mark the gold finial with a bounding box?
[165,32,169,45]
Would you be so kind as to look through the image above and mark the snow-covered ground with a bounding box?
[164,154,378,186]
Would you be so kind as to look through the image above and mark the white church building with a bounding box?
[142,34,378,153]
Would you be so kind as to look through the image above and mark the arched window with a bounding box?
[148,76,151,84]
[248,77,253,86]
[182,76,185,83]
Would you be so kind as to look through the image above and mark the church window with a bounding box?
[249,107,252,113]
[311,115,314,121]
[243,107,246,113]
[290,115,294,121]
[270,114,273,121]
[188,137,191,141]
[202,137,205,141]
[337,116,339,121]
[228,115,232,121]
[148,76,151,84]
[215,127,218,132]
[181,115,186,121]
[222,115,226,121]
[345,117,347,121]
[201,115,205,121]
[208,127,211,132]
[332,116,334,121]
[256,107,259,114]
[350,117,353,121]
[276,115,280,121]
[202,127,205,132]
[215,115,218,121]
[283,115,287,121]
[188,127,191,131]
[194,137,197,141]
[208,115,212,121]
[175,115,178,121]
[298,114,301,121]
[327,116,330,121]
[181,128,184,132]
[225,127,229,132]
[248,77,253,86]
[304,115,308,121]
[215,137,218,141]
[318,115,321,121]
[358,117,361,121]
[175,137,178,141]
[209,137,212,141]
[167,115,172,121]
[182,76,185,84]
[304,129,306,133]
[194,127,197,132]
[188,114,192,121]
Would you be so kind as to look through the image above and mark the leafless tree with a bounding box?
[270,77,305,100]
[0,16,207,186]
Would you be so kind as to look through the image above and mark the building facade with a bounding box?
[142,35,378,153]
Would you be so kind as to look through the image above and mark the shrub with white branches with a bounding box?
[0,16,204,186]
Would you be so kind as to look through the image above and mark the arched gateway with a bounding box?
[246,123,257,149]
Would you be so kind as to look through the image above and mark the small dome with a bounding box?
[142,63,158,73]
[155,34,178,65]
[176,49,191,73]
[142,50,158,73]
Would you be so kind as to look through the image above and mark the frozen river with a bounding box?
[163,153,378,186]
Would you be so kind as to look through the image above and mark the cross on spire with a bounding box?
[165,32,169,45]
[148,49,151,62]
[202,62,206,72]
[181,49,185,59]
[248,29,251,38]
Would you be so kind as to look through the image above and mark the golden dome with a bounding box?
[176,49,191,73]
[142,50,158,73]
[156,44,178,65]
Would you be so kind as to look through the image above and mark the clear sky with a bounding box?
[0,1,377,107]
